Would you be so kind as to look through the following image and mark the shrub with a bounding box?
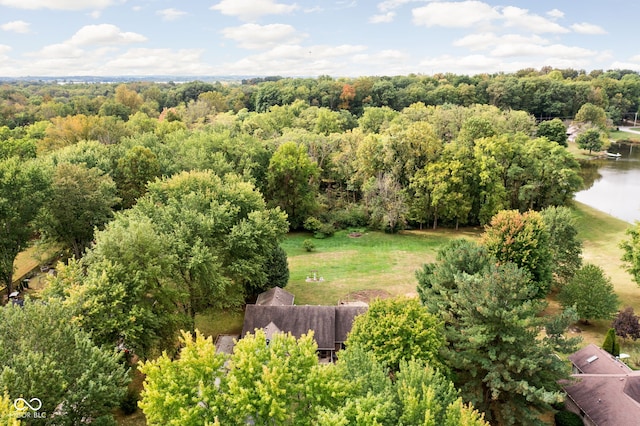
[314,222,336,239]
[329,204,369,229]
[302,239,315,252]
[554,410,583,426]
[303,217,322,233]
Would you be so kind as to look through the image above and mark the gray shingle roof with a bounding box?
[255,286,295,306]
[563,344,640,425]
[242,304,367,350]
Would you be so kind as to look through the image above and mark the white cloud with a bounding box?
[454,32,549,51]
[501,6,569,34]
[418,52,593,76]
[105,48,212,75]
[491,43,595,59]
[352,49,410,73]
[16,46,212,76]
[68,24,147,46]
[378,0,422,12]
[571,22,607,35]
[412,1,500,28]
[546,9,564,19]
[26,43,85,59]
[0,44,11,55]
[0,0,120,10]
[610,60,640,72]
[210,0,298,21]
[220,43,367,76]
[222,23,303,49]
[1,20,30,33]
[157,8,187,21]
[22,23,146,67]
[369,12,395,23]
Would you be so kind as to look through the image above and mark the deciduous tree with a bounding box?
[558,263,619,324]
[347,297,445,372]
[140,330,344,425]
[574,102,608,130]
[266,141,319,229]
[620,223,640,286]
[363,174,408,232]
[114,145,160,209]
[0,302,129,425]
[482,209,553,296]
[38,162,119,259]
[541,206,583,286]
[575,128,606,154]
[537,118,568,146]
[0,157,49,297]
[612,307,640,341]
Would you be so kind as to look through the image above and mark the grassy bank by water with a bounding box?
[569,201,640,359]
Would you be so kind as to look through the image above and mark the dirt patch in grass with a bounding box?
[341,289,391,303]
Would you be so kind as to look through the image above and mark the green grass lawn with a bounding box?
[281,227,481,305]
[610,129,640,143]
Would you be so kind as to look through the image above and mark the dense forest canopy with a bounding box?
[1,67,640,129]
[0,68,633,424]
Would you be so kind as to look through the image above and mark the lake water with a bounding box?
[574,142,640,224]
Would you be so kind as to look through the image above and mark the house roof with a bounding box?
[335,305,368,343]
[255,286,295,306]
[241,304,367,350]
[563,343,640,425]
[563,373,640,426]
[569,343,632,374]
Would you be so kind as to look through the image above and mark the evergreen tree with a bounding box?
[264,245,290,289]
[602,328,620,356]
[418,243,575,425]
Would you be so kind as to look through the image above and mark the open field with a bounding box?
[281,227,482,305]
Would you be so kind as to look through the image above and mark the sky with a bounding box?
[0,0,639,78]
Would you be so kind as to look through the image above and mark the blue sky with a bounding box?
[0,0,638,77]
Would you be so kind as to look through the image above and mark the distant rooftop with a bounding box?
[255,287,295,306]
[569,343,632,375]
[563,343,640,425]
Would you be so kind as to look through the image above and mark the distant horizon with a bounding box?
[1,1,639,77]
[1,66,638,83]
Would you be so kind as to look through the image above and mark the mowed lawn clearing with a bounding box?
[281,228,481,305]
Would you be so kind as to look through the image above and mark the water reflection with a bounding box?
[574,142,640,223]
